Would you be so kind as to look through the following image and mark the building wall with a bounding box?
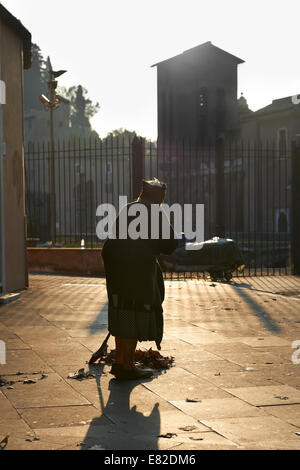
[157,50,240,145]
[0,18,28,292]
[240,110,300,143]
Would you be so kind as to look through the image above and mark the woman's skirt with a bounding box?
[108,299,164,350]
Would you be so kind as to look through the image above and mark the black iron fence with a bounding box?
[25,136,298,276]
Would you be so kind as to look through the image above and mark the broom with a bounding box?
[88,332,111,365]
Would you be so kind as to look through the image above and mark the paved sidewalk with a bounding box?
[0,274,300,450]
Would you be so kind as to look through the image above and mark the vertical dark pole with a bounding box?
[247,141,251,276]
[208,145,212,238]
[57,140,61,244]
[291,139,300,275]
[272,141,275,275]
[49,98,56,246]
[254,141,257,276]
[266,141,269,275]
[94,138,98,246]
[84,137,88,244]
[131,136,145,200]
[67,139,71,246]
[215,137,225,238]
[73,139,77,244]
[63,140,67,246]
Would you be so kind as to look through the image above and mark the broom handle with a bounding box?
[102,332,111,348]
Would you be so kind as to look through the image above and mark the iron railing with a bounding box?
[25,137,293,276]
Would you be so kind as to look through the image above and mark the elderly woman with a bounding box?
[102,178,178,380]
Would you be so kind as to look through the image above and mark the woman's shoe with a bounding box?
[110,363,123,376]
[110,363,153,380]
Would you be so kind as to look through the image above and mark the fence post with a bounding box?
[291,139,300,275]
[215,137,225,238]
[131,136,145,200]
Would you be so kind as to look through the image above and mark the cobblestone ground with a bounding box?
[0,274,300,450]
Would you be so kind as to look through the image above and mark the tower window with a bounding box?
[199,88,207,110]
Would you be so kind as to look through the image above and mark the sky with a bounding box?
[2,0,300,139]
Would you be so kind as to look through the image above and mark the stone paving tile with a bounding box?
[133,431,239,450]
[201,371,283,389]
[105,403,212,440]
[168,437,240,450]
[40,311,105,323]
[262,363,300,374]
[218,351,286,368]
[173,349,224,365]
[201,416,300,447]
[2,373,91,408]
[109,401,210,433]
[200,342,257,355]
[18,405,111,429]
[0,325,21,340]
[64,329,108,339]
[30,424,113,448]
[275,375,300,389]
[51,320,108,331]
[39,302,107,322]
[3,435,67,450]
[218,330,268,338]
[236,336,291,347]
[107,379,182,417]
[249,345,296,361]
[55,443,82,450]
[143,367,231,401]
[0,391,32,436]
[23,305,76,316]
[0,350,54,375]
[170,398,265,420]
[261,404,300,427]
[50,366,110,410]
[65,304,107,313]
[4,337,31,350]
[225,384,300,406]
[158,338,199,351]
[32,342,92,366]
[127,409,211,435]
[8,325,69,344]
[163,318,192,326]
[54,365,180,419]
[0,313,50,329]
[2,274,300,450]
[77,335,115,353]
[167,330,235,345]
[15,336,79,351]
[181,360,244,379]
[242,440,300,450]
[254,366,300,390]
[33,424,177,450]
[190,321,261,333]
[237,275,300,294]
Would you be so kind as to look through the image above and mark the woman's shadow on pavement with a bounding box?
[80,364,161,450]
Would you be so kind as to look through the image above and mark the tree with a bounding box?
[103,128,137,145]
[59,85,100,140]
[24,43,48,112]
[24,43,101,140]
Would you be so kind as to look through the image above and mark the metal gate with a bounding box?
[25,135,298,276]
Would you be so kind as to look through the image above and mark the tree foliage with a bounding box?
[103,128,137,145]
[58,84,100,139]
[24,43,100,139]
[24,44,48,112]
